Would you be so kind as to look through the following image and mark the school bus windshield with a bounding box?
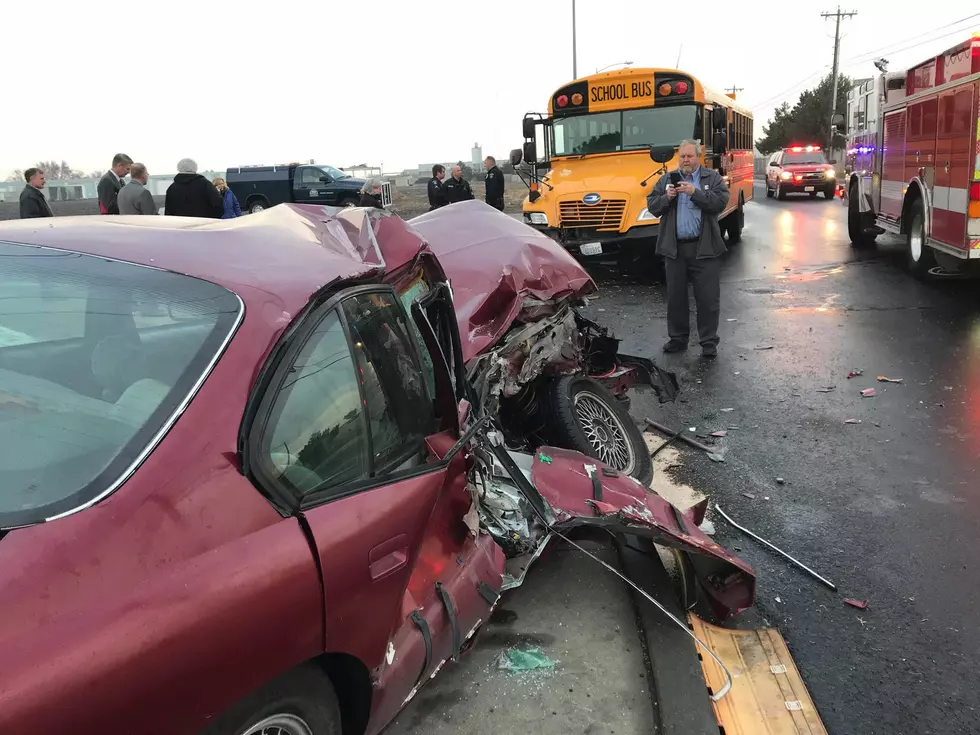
[552,105,700,156]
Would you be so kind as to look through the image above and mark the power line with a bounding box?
[726,85,744,97]
[749,67,830,113]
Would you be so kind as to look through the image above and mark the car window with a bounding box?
[0,241,242,528]
[262,310,369,495]
[342,292,434,473]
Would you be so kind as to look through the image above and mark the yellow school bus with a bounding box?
[514,67,754,267]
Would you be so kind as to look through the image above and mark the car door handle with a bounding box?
[369,535,409,581]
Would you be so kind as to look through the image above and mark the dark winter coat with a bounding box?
[19,186,53,219]
[484,165,504,209]
[443,176,474,204]
[98,171,125,214]
[221,188,242,218]
[646,166,730,259]
[359,192,384,209]
[427,177,447,210]
[165,174,223,218]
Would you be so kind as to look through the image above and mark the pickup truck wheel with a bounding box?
[342,197,359,208]
[248,200,268,214]
[545,375,653,485]
[202,664,341,735]
[906,199,935,279]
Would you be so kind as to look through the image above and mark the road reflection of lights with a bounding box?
[825,219,837,237]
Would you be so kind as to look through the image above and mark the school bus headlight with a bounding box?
[637,208,658,222]
[526,212,549,226]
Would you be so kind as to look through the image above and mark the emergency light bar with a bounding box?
[788,145,821,152]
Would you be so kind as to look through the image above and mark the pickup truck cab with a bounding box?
[226,163,390,214]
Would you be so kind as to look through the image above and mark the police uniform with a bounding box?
[443,176,474,204]
[485,165,504,211]
[427,177,448,210]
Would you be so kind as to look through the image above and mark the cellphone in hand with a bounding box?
[669,172,682,187]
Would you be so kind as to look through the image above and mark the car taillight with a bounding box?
[557,95,568,107]
[675,81,689,94]
[658,82,672,96]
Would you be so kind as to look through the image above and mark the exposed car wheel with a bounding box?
[249,200,268,215]
[906,199,935,279]
[202,664,341,735]
[545,375,653,485]
[776,181,786,200]
[723,196,743,244]
[847,184,876,248]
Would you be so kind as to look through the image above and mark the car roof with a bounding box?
[0,204,423,313]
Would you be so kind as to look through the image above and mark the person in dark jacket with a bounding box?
[212,177,242,218]
[645,139,730,358]
[98,153,133,214]
[165,158,223,218]
[443,165,474,204]
[483,155,505,211]
[427,164,448,210]
[19,168,53,219]
[359,178,385,208]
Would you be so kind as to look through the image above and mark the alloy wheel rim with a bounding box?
[240,713,314,735]
[573,391,636,474]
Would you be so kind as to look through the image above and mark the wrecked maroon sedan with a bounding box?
[410,200,678,485]
[0,204,753,734]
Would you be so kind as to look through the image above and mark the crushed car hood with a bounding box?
[409,201,596,362]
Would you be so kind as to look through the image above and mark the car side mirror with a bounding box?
[831,113,844,127]
[649,145,675,164]
[770,162,781,168]
[712,106,727,130]
[509,148,523,166]
[319,176,331,183]
[522,141,537,165]
[712,131,727,155]
[829,159,837,165]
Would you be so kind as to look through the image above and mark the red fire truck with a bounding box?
[847,34,980,277]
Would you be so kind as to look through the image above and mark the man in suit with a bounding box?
[19,168,53,219]
[646,139,730,359]
[118,163,158,215]
[97,153,133,214]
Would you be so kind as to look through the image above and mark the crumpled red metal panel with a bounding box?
[409,201,597,362]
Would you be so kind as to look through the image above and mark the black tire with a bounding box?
[847,183,876,248]
[248,198,269,215]
[723,196,744,244]
[544,375,653,485]
[776,181,786,200]
[906,199,935,279]
[824,186,836,199]
[765,181,774,199]
[202,664,341,735]
[342,197,359,208]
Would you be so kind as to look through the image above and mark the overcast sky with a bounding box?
[3,1,977,178]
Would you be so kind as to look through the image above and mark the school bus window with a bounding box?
[622,106,699,149]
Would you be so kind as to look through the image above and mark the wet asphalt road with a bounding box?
[578,181,980,734]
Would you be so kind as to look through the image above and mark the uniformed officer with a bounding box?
[484,156,505,211]
[443,165,474,204]
[427,164,448,210]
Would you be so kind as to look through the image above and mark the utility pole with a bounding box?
[572,0,578,79]
[725,85,744,98]
[821,6,857,146]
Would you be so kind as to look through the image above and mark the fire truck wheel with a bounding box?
[906,200,935,279]
[847,184,876,248]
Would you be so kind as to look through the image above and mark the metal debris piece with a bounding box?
[727,318,738,322]
[816,386,835,393]
[847,369,864,379]
[876,376,903,384]
[711,430,728,437]
[775,596,782,603]
[844,419,862,424]
[715,505,838,591]
[776,477,785,484]
[754,345,775,350]
[861,388,877,398]
[495,647,555,673]
[742,492,756,499]
[844,599,869,610]
[644,418,715,453]
[720,408,735,413]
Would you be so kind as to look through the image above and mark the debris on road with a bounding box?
[707,452,726,463]
[715,505,838,591]
[711,430,728,437]
[644,418,716,453]
[776,596,783,603]
[720,408,735,412]
[754,345,775,350]
[727,318,738,322]
[816,386,836,393]
[844,599,870,610]
[844,419,862,424]
[495,647,555,673]
[847,369,864,379]
[876,376,904,384]
[776,477,785,485]
[861,388,877,398]
[700,519,716,535]
[742,492,756,499]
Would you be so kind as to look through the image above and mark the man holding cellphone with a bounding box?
[645,139,730,358]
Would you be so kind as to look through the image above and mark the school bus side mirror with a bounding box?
[509,149,523,167]
[522,142,537,165]
[712,131,727,155]
[522,118,537,139]
[831,113,844,127]
[712,106,727,130]
[649,145,675,164]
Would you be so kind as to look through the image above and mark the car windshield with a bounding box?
[0,242,242,528]
[551,105,700,156]
[322,166,348,180]
[782,150,828,165]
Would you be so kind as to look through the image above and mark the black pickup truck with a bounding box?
[226,163,390,214]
